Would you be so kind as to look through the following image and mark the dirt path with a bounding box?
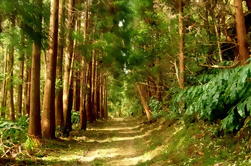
[42,118,152,166]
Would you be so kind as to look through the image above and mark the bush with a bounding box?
[149,97,163,119]
[0,116,28,157]
[171,63,251,133]
[0,116,28,146]
[71,111,80,124]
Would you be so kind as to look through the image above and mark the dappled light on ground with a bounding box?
[40,118,172,166]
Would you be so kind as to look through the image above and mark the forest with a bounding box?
[0,0,250,165]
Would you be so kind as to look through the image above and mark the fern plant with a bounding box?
[171,63,251,132]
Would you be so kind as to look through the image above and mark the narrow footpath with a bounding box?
[41,118,163,166]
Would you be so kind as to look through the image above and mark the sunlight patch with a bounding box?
[79,148,122,162]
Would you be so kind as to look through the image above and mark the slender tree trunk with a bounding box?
[63,0,75,128]
[1,48,8,118]
[73,50,80,112]
[42,0,59,139]
[0,15,2,33]
[100,74,105,118]
[136,84,152,121]
[104,77,108,119]
[96,66,101,119]
[55,0,65,128]
[17,32,25,117]
[87,59,94,122]
[24,64,31,116]
[28,0,42,138]
[8,16,15,121]
[178,0,185,89]
[63,79,73,136]
[92,51,97,120]
[235,0,249,64]
[80,59,87,130]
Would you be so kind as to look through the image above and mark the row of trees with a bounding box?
[0,0,250,138]
[108,0,250,119]
[0,0,114,139]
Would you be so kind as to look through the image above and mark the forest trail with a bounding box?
[42,118,160,166]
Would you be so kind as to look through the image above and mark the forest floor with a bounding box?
[2,117,251,166]
[42,118,151,166]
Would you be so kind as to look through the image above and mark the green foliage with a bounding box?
[55,78,63,92]
[71,111,80,124]
[23,136,40,153]
[0,116,28,147]
[149,97,163,119]
[171,63,251,132]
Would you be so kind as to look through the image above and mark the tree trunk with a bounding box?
[0,15,2,33]
[178,0,185,89]
[100,74,105,118]
[42,0,59,139]
[8,16,15,121]
[55,0,65,128]
[24,63,31,116]
[235,0,249,64]
[87,59,95,122]
[63,0,75,128]
[80,59,87,130]
[92,51,97,120]
[28,0,42,138]
[63,80,73,136]
[17,32,25,117]
[104,76,108,119]
[28,42,42,138]
[136,84,152,121]
[1,48,8,118]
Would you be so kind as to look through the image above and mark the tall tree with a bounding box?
[55,0,65,128]
[17,32,25,117]
[178,0,185,88]
[63,0,75,133]
[8,16,16,121]
[235,0,249,64]
[42,0,59,139]
[28,0,42,138]
[136,84,152,121]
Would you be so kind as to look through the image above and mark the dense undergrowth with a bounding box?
[0,116,28,158]
[0,113,81,159]
[136,118,251,166]
[171,63,251,133]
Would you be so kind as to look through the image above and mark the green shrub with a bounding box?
[171,63,251,133]
[149,97,163,119]
[0,116,28,146]
[71,111,80,124]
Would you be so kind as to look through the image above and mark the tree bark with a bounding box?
[55,0,65,128]
[17,32,25,117]
[1,48,8,118]
[29,42,42,138]
[28,0,42,138]
[63,0,75,127]
[80,59,87,130]
[42,0,59,139]
[104,76,108,119]
[8,16,15,121]
[87,59,95,122]
[178,0,185,89]
[24,63,31,116]
[136,84,152,121]
[63,80,73,136]
[235,0,249,64]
